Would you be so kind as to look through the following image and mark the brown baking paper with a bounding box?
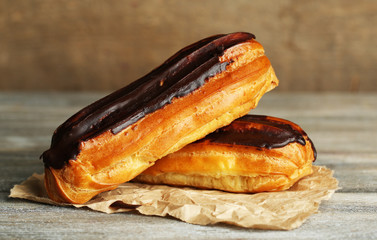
[9,165,338,230]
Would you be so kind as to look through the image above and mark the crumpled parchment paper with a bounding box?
[9,165,338,230]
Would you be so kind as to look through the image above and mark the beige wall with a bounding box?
[1,0,376,92]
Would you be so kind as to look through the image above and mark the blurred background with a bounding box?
[1,0,376,92]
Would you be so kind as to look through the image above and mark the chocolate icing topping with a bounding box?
[42,32,255,169]
[198,115,317,160]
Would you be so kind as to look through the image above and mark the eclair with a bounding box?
[135,115,316,193]
[42,32,278,204]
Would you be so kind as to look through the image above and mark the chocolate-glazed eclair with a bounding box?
[42,32,278,203]
[135,115,316,193]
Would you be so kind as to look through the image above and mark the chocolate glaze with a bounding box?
[42,32,255,169]
[198,115,317,160]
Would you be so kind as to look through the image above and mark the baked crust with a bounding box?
[43,33,278,203]
[135,115,316,193]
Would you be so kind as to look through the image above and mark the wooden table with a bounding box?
[1,92,376,239]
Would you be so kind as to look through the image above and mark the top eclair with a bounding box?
[42,32,279,204]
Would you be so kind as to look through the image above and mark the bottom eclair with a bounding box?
[134,115,317,193]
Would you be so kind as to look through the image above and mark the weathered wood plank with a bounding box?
[1,192,376,239]
[1,92,376,239]
[1,92,376,193]
[0,152,42,192]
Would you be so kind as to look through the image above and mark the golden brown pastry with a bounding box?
[135,115,316,193]
[41,32,278,204]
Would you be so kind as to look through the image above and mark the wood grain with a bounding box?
[1,0,377,92]
[1,92,377,239]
